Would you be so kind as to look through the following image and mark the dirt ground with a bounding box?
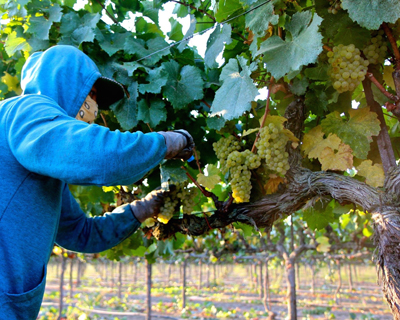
[41,261,392,320]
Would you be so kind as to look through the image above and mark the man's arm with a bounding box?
[6,95,167,186]
[56,185,141,253]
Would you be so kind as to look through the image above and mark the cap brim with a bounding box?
[95,77,125,110]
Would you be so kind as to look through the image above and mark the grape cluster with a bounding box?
[362,31,387,65]
[178,185,199,214]
[255,123,290,175]
[328,0,342,14]
[327,44,369,93]
[157,190,179,224]
[157,183,199,224]
[226,150,261,203]
[212,135,241,174]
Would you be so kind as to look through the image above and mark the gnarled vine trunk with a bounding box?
[148,99,400,319]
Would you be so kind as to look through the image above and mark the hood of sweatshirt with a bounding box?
[20,45,101,118]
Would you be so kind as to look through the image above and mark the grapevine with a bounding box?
[328,44,369,93]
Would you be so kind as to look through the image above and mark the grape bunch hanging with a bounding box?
[212,119,294,204]
[142,182,199,227]
[328,44,369,93]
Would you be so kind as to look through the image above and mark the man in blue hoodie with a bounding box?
[0,45,194,319]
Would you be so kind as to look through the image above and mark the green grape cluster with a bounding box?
[255,123,290,175]
[178,185,199,214]
[158,190,179,224]
[328,44,369,93]
[226,150,261,203]
[212,135,241,174]
[362,31,387,65]
[328,0,342,14]
[157,183,199,224]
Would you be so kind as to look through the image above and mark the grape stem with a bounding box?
[382,23,400,70]
[100,113,108,127]
[181,166,235,214]
[251,77,274,153]
[323,45,333,52]
[193,147,202,174]
[146,123,153,132]
[366,72,399,102]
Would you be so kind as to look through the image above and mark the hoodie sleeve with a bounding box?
[5,95,167,186]
[56,185,142,253]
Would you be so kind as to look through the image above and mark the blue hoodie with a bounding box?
[0,45,167,319]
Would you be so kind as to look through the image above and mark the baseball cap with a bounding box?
[95,76,127,110]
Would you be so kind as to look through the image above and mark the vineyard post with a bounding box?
[118,261,123,300]
[69,257,74,299]
[198,259,202,291]
[76,258,81,287]
[259,260,264,300]
[335,259,342,305]
[182,258,187,310]
[347,262,353,291]
[146,259,152,320]
[58,252,67,320]
[206,263,210,288]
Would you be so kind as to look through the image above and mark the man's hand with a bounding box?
[130,188,170,223]
[158,129,194,161]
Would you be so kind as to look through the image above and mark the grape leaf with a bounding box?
[206,116,226,130]
[289,77,309,96]
[316,236,331,253]
[302,200,336,231]
[197,173,221,190]
[5,31,31,55]
[25,4,62,40]
[162,60,204,109]
[319,143,353,171]
[321,107,381,159]
[124,36,170,66]
[95,30,126,56]
[304,64,329,81]
[302,126,341,159]
[59,12,100,45]
[265,175,284,194]
[215,0,242,22]
[210,57,258,120]
[242,128,259,136]
[342,0,400,30]
[122,61,150,76]
[167,17,183,41]
[255,11,323,80]
[356,160,385,188]
[138,66,168,94]
[245,0,278,36]
[1,72,21,94]
[320,11,371,48]
[160,160,188,190]
[141,0,159,24]
[137,99,166,128]
[204,24,232,69]
[110,82,138,131]
[383,65,395,91]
